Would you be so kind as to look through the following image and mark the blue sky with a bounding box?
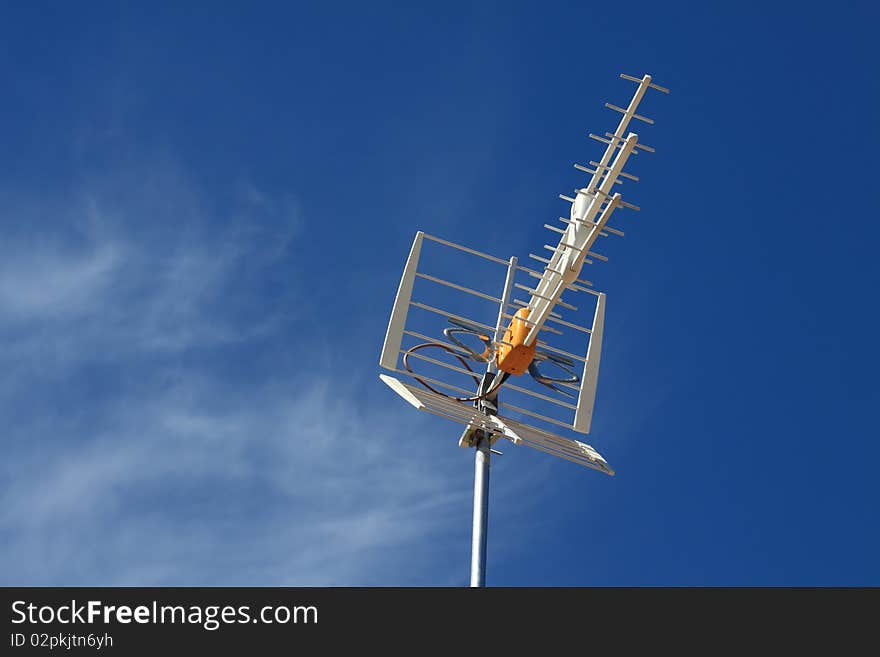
[1,1,878,585]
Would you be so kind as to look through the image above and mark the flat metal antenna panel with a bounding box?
[573,291,604,434]
[379,231,423,371]
[380,374,613,475]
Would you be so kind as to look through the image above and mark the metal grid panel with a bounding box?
[380,375,613,475]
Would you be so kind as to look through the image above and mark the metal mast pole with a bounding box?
[470,436,491,587]
[469,255,517,588]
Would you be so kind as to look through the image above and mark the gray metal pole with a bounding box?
[469,255,514,587]
[470,436,491,587]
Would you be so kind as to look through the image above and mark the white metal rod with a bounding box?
[606,131,655,152]
[512,432,597,460]
[402,330,480,357]
[515,439,610,474]
[560,215,609,233]
[497,401,575,429]
[501,382,578,409]
[514,282,552,299]
[544,242,584,253]
[412,390,486,416]
[390,367,474,397]
[500,312,563,335]
[536,341,588,363]
[390,380,493,420]
[422,233,509,266]
[556,298,578,311]
[510,298,562,319]
[399,349,480,380]
[525,268,565,284]
[419,406,493,431]
[524,437,606,469]
[516,264,545,276]
[409,302,496,333]
[403,328,511,354]
[490,257,519,375]
[517,285,577,311]
[503,422,603,459]
[415,272,501,303]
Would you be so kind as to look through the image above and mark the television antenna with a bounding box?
[379,73,668,586]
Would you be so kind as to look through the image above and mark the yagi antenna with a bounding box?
[378,73,668,587]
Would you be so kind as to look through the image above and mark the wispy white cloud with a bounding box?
[0,162,300,371]
[0,163,486,586]
[0,369,474,585]
[0,242,120,320]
